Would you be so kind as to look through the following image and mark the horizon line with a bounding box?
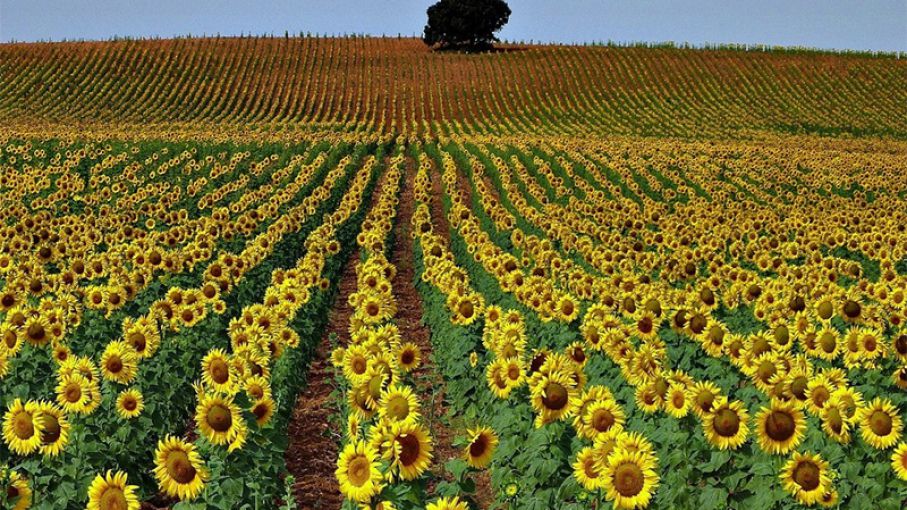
[1,32,903,58]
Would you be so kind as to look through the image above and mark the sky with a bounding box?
[1,0,904,52]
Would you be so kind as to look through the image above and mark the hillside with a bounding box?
[1,36,905,138]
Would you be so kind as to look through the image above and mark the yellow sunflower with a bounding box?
[383,421,433,481]
[87,470,139,510]
[530,370,578,427]
[251,397,276,427]
[116,389,145,419]
[195,393,243,446]
[336,439,383,503]
[3,398,43,455]
[891,442,907,481]
[55,372,92,414]
[378,384,420,425]
[35,401,69,456]
[780,451,832,506]
[153,435,208,501]
[858,398,902,450]
[201,348,237,393]
[702,397,749,450]
[395,342,421,372]
[1,468,31,510]
[602,449,659,510]
[464,426,498,469]
[573,446,605,490]
[426,496,469,510]
[755,400,805,455]
[100,341,138,385]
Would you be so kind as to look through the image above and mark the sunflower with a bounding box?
[575,399,625,441]
[100,341,138,385]
[383,421,433,481]
[195,393,243,446]
[377,384,420,425]
[780,451,832,506]
[702,397,749,450]
[464,426,498,469]
[23,315,51,347]
[3,398,43,455]
[858,398,902,450]
[602,449,659,510]
[573,446,605,490]
[343,344,372,385]
[819,400,851,444]
[87,470,139,510]
[395,342,421,372]
[35,402,68,456]
[891,442,907,481]
[123,316,160,359]
[688,380,721,418]
[664,384,691,419]
[530,370,578,427]
[336,439,383,503]
[1,468,31,510]
[251,397,275,427]
[805,376,834,416]
[55,372,91,414]
[200,348,236,393]
[116,389,144,419]
[153,435,208,501]
[755,400,805,455]
[426,496,469,510]
[243,375,271,401]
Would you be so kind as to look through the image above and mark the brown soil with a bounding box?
[394,157,457,485]
[425,152,495,509]
[284,245,356,510]
[285,168,390,509]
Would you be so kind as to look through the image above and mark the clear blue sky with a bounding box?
[1,0,904,52]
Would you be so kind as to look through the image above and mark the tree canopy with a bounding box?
[423,0,511,52]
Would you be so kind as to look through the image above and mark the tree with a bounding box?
[423,0,511,52]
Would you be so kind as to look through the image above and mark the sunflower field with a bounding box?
[1,36,906,510]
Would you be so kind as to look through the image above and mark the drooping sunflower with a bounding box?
[858,398,902,450]
[153,435,208,501]
[383,421,433,481]
[464,426,498,469]
[819,400,851,444]
[195,393,243,446]
[116,388,145,419]
[87,470,139,510]
[3,398,43,455]
[336,439,383,503]
[780,451,832,506]
[755,400,805,455]
[1,468,31,510]
[602,449,659,510]
[702,397,749,450]
[35,401,69,456]
[573,446,605,490]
